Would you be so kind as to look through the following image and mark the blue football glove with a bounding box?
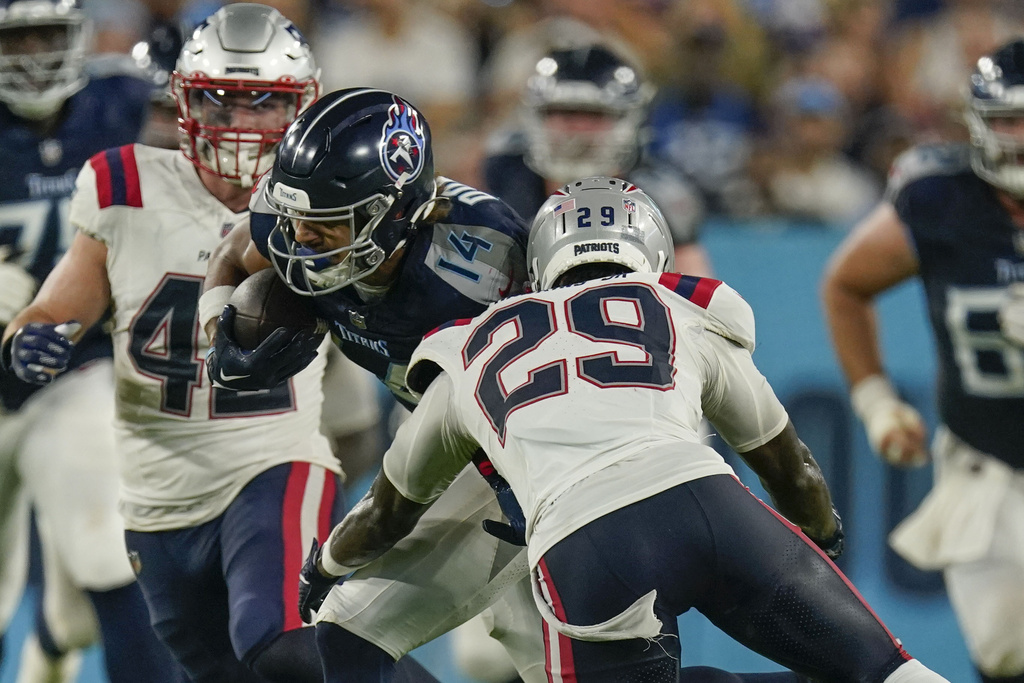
[206,305,321,392]
[811,507,845,561]
[1,321,81,385]
[473,452,527,547]
[298,539,344,624]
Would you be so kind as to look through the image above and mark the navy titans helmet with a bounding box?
[523,43,653,184]
[265,88,437,295]
[966,39,1024,196]
[0,0,90,120]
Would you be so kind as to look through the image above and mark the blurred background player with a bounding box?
[0,0,179,681]
[302,176,948,683]
[0,5,390,682]
[483,42,711,276]
[822,38,1024,683]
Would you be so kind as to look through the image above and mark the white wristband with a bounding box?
[198,285,236,338]
[319,527,369,578]
[849,374,899,421]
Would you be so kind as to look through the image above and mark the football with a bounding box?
[228,269,323,350]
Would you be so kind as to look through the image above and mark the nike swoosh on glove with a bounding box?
[206,305,321,392]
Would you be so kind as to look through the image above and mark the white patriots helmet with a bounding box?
[527,176,674,291]
[966,39,1024,196]
[172,3,320,187]
[0,0,90,120]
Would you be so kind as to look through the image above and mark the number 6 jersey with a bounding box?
[69,144,338,532]
[388,272,790,567]
[888,143,1024,469]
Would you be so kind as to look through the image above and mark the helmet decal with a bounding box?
[380,96,426,183]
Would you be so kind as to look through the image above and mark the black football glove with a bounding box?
[810,507,845,561]
[2,321,80,385]
[298,539,345,624]
[473,452,527,547]
[206,305,321,392]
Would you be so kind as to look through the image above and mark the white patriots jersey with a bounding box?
[69,145,338,531]
[395,272,789,566]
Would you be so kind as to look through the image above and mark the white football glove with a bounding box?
[850,375,928,468]
[0,248,37,327]
[998,281,1024,347]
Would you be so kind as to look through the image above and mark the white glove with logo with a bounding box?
[0,248,37,327]
[850,375,928,468]
[998,281,1024,347]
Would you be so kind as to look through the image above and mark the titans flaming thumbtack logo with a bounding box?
[380,96,426,183]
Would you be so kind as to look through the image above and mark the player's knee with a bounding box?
[246,628,322,683]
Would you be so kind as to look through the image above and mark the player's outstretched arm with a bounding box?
[821,203,927,467]
[1,233,111,384]
[200,216,272,344]
[740,421,843,557]
[314,373,478,577]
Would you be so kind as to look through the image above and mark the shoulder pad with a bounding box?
[438,176,502,207]
[483,126,528,157]
[407,318,475,397]
[249,173,273,213]
[84,54,148,82]
[885,143,972,201]
[86,145,144,209]
[657,273,755,352]
[628,162,704,245]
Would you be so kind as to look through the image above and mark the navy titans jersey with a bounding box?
[482,128,703,246]
[0,59,150,410]
[889,143,1024,468]
[252,178,529,406]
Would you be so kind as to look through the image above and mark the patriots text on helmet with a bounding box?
[573,242,621,256]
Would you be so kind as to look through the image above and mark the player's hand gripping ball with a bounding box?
[206,270,325,392]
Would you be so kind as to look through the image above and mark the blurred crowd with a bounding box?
[89,0,1024,227]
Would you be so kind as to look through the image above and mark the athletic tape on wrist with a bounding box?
[198,285,235,336]
[849,374,899,420]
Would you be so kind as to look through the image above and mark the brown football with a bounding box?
[229,269,323,350]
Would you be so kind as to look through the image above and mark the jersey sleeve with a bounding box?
[884,143,972,241]
[657,273,755,352]
[68,154,105,243]
[405,317,475,398]
[700,330,789,453]
[382,372,478,504]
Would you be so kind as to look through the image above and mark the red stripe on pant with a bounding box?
[281,462,311,632]
[537,558,577,682]
[751,492,909,659]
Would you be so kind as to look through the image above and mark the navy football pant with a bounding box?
[126,462,342,683]
[536,474,911,682]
